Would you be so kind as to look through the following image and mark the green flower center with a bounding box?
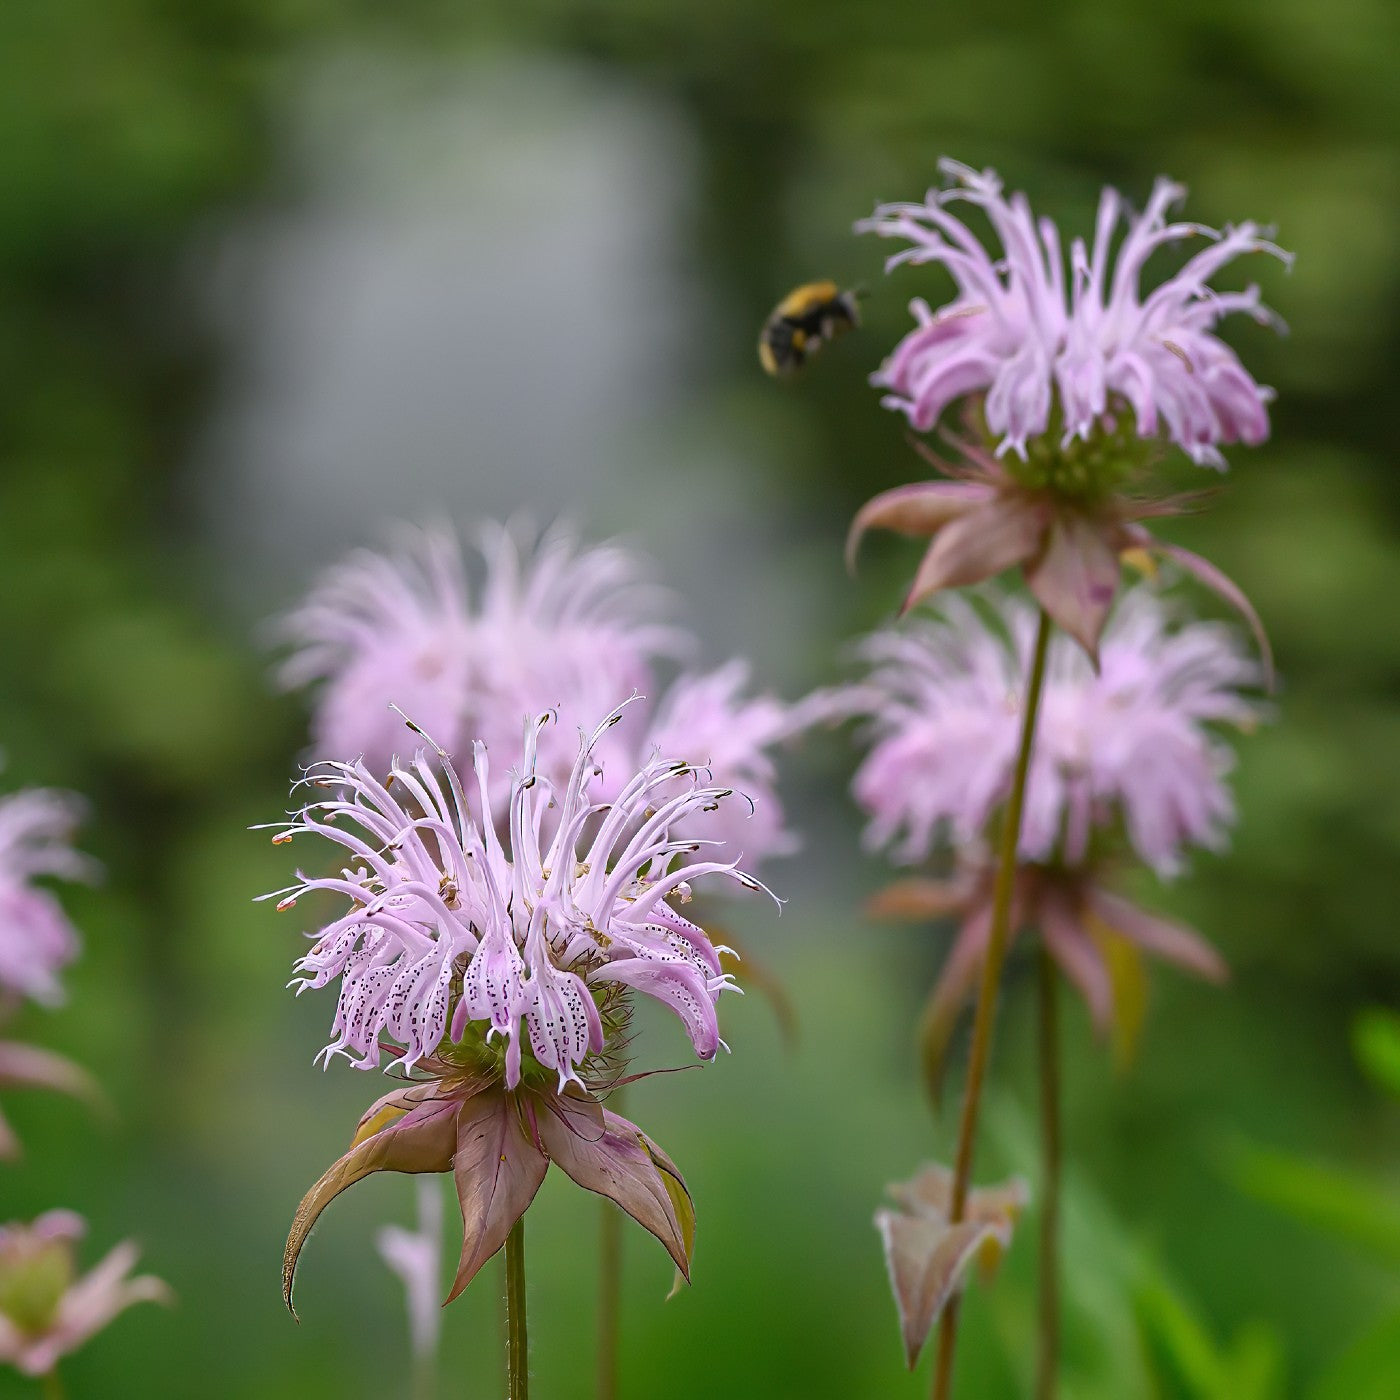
[998,403,1153,503]
[0,1243,73,1335]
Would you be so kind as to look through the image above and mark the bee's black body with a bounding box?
[758,281,862,376]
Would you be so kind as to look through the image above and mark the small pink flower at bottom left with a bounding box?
[0,1211,169,1377]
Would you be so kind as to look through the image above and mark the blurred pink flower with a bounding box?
[643,661,807,869]
[278,522,683,804]
[843,587,1262,877]
[0,790,95,1010]
[270,701,768,1085]
[0,1210,168,1378]
[860,159,1289,466]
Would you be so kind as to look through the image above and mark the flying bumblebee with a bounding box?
[758,281,862,377]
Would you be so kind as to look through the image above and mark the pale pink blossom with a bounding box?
[278,523,682,805]
[269,701,769,1086]
[0,790,95,1010]
[642,661,805,869]
[860,159,1289,466]
[0,1211,168,1377]
[844,587,1262,878]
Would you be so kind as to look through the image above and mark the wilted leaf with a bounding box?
[284,1096,459,1318]
[875,1209,1010,1369]
[876,1162,1025,1368]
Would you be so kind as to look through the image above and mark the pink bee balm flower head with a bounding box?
[278,703,771,1315]
[642,661,806,870]
[271,701,767,1087]
[846,587,1262,877]
[844,586,1260,1092]
[0,790,96,1010]
[860,159,1290,467]
[278,522,684,807]
[0,1211,168,1378]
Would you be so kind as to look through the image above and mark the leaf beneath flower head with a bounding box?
[445,1089,549,1303]
[845,480,993,572]
[903,495,1050,613]
[536,1097,694,1280]
[1041,895,1113,1035]
[284,1095,460,1318]
[1126,530,1274,691]
[874,1209,1011,1370]
[865,877,971,922]
[916,904,992,1110]
[1025,512,1122,663]
[1088,889,1227,984]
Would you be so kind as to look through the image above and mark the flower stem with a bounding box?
[40,1370,65,1400]
[932,607,1053,1400]
[1035,943,1062,1400]
[505,1216,529,1400]
[597,1199,623,1400]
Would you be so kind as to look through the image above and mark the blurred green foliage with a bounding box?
[0,0,1397,1397]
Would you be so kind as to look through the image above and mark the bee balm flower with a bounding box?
[841,587,1262,1085]
[861,159,1288,466]
[849,161,1286,663]
[278,522,682,804]
[275,704,774,1313]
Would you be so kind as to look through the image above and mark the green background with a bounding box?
[1,1,1398,1395]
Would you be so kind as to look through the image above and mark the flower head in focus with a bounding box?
[275,703,773,1314]
[848,160,1287,663]
[0,1211,168,1378]
[278,522,683,805]
[841,587,1262,1091]
[860,159,1289,467]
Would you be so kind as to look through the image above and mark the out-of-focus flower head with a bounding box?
[860,159,1289,468]
[0,790,95,1011]
[848,160,1287,664]
[845,587,1261,877]
[277,522,684,807]
[643,660,807,870]
[376,1179,442,1367]
[276,703,776,1315]
[841,587,1261,1090]
[0,1211,168,1378]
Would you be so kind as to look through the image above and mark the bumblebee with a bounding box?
[758,280,861,377]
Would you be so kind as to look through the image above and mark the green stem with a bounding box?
[506,1216,529,1400]
[1035,944,1062,1400]
[932,608,1053,1400]
[597,1199,622,1400]
[40,1370,65,1400]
